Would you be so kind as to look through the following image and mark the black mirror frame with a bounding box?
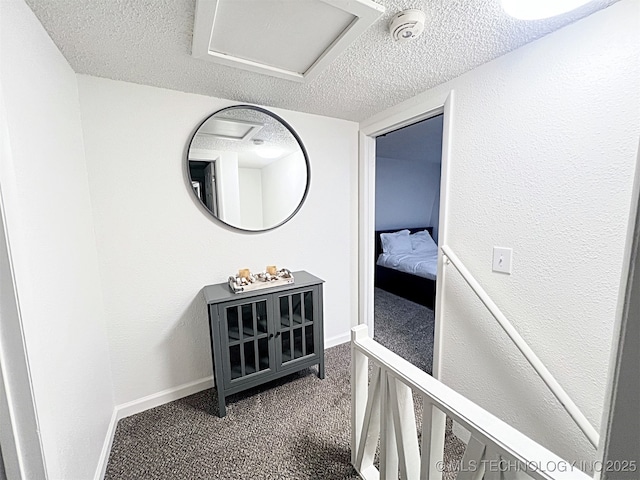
[186,105,311,233]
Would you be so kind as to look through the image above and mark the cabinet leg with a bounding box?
[318,358,325,379]
[214,389,226,418]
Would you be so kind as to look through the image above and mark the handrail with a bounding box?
[441,245,600,448]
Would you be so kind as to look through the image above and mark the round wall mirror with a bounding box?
[187,105,310,231]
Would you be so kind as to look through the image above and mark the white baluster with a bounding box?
[456,436,487,480]
[388,375,420,480]
[420,400,445,480]
[380,370,399,480]
[356,365,382,474]
[483,446,504,480]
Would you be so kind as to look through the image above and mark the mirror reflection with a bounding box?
[187,106,309,231]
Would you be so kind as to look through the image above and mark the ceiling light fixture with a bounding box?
[253,139,283,159]
[389,9,426,42]
[256,146,283,159]
[500,0,593,20]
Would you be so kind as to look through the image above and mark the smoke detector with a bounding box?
[389,9,426,42]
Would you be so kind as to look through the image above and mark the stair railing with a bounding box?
[351,325,594,480]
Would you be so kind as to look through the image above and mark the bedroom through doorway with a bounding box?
[373,114,444,375]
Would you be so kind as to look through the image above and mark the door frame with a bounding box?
[358,89,455,381]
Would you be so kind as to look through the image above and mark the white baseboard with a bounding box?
[93,409,118,480]
[325,331,350,348]
[116,376,214,420]
[93,376,213,479]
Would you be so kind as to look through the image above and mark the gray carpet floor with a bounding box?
[105,290,464,479]
[373,288,435,374]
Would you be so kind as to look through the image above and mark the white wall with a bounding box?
[262,150,307,227]
[375,156,441,232]
[375,116,443,237]
[77,76,359,406]
[412,0,639,468]
[238,167,264,229]
[0,1,115,479]
[215,151,241,225]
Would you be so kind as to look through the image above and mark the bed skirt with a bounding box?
[375,264,436,310]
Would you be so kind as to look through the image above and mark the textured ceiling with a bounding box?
[190,107,301,167]
[25,0,620,122]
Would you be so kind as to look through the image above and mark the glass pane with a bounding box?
[304,291,313,323]
[282,331,291,363]
[242,304,254,337]
[294,328,303,359]
[226,306,239,341]
[244,341,256,375]
[256,300,267,334]
[292,293,303,325]
[280,296,290,328]
[229,344,241,379]
[258,337,269,371]
[305,326,314,355]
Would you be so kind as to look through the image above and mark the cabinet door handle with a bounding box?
[268,333,274,339]
[275,331,281,338]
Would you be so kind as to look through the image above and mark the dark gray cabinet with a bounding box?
[203,271,324,417]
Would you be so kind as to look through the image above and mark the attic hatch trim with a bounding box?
[196,117,264,142]
[191,0,385,83]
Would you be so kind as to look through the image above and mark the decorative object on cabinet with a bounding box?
[186,105,311,232]
[228,268,294,293]
[204,271,324,417]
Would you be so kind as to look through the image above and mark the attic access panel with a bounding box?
[196,117,263,141]
[192,0,385,83]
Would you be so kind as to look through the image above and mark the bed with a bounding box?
[374,227,437,309]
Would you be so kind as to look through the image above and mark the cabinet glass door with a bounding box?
[277,289,317,366]
[222,299,271,382]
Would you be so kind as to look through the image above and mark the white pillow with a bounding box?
[380,230,412,254]
[410,230,438,253]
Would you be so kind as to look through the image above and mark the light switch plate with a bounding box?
[492,247,512,274]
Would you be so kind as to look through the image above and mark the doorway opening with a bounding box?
[372,115,444,375]
[189,160,219,216]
